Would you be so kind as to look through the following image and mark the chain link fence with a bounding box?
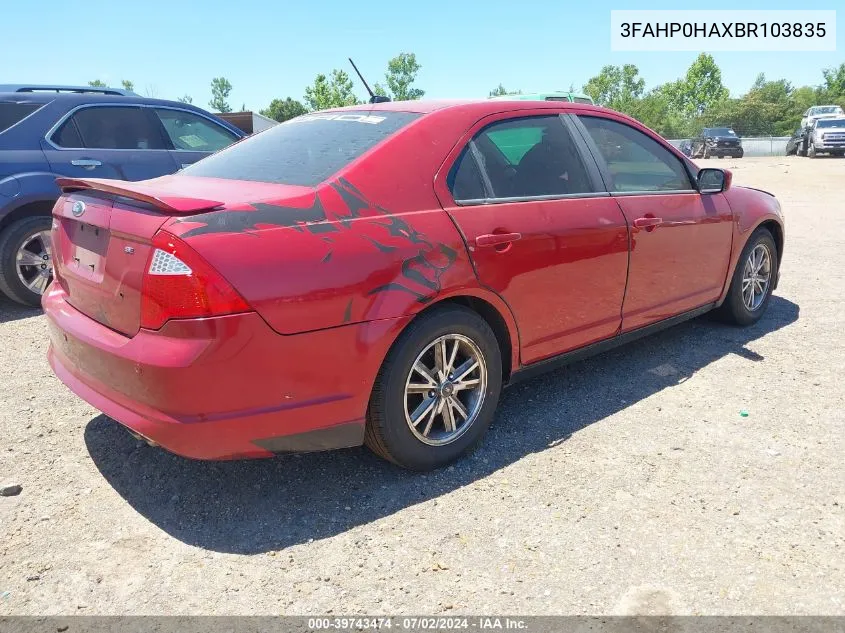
[666,137,791,157]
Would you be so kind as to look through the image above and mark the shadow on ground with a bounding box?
[85,296,799,554]
[0,296,40,324]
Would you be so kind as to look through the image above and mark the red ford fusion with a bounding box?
[44,100,784,470]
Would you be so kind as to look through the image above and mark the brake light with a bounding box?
[140,230,250,330]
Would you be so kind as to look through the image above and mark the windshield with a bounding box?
[705,128,736,136]
[182,111,420,186]
[811,106,843,115]
[817,119,845,128]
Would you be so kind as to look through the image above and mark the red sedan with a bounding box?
[44,101,784,470]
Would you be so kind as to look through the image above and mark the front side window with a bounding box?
[53,106,166,150]
[449,116,595,202]
[154,109,238,152]
[182,111,419,186]
[578,116,693,192]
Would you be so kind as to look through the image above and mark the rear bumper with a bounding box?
[44,285,408,460]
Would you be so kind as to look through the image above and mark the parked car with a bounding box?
[785,126,807,156]
[44,101,784,471]
[0,84,244,306]
[806,116,845,158]
[691,127,744,158]
[799,105,844,129]
[490,91,594,104]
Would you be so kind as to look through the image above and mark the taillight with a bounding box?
[140,230,250,330]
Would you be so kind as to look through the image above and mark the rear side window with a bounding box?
[182,111,420,186]
[578,116,693,192]
[450,115,596,202]
[153,108,237,152]
[0,102,42,133]
[52,106,166,150]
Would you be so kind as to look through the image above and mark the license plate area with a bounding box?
[65,220,109,282]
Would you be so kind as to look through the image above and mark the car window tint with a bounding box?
[447,146,486,202]
[66,107,166,150]
[472,116,596,199]
[52,118,83,148]
[182,111,419,186]
[0,102,42,133]
[154,108,237,152]
[578,116,693,192]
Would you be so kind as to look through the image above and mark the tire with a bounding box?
[365,305,503,470]
[715,228,778,326]
[0,215,54,307]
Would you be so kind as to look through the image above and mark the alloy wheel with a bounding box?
[741,243,772,312]
[15,230,53,295]
[403,334,487,446]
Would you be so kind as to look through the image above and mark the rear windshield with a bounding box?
[182,110,420,186]
[573,97,594,104]
[0,102,42,133]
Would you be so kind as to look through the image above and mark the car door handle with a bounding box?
[475,233,522,248]
[634,217,663,230]
[71,159,102,169]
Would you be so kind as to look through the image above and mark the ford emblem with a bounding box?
[71,200,86,217]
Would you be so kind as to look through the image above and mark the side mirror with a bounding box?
[698,168,731,194]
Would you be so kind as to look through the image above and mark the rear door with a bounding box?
[574,113,733,331]
[42,105,178,181]
[436,112,629,365]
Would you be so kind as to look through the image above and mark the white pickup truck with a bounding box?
[807,116,845,158]
[800,105,844,129]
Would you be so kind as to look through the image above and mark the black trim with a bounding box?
[508,303,715,385]
[252,421,365,454]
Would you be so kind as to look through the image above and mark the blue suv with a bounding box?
[0,85,244,306]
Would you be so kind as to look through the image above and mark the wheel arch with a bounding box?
[0,198,56,233]
[377,289,521,385]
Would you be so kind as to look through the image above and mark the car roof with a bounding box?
[326,99,608,116]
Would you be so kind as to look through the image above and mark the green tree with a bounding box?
[177,94,193,104]
[383,53,424,101]
[304,70,359,110]
[673,53,729,117]
[583,64,645,111]
[627,89,690,138]
[488,84,522,97]
[819,63,845,101]
[261,97,308,122]
[88,79,106,87]
[121,79,134,92]
[209,77,233,113]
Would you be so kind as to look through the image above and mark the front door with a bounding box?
[575,114,734,331]
[437,113,629,365]
[150,107,241,170]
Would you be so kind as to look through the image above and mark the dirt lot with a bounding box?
[0,156,842,615]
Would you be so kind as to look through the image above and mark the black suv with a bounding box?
[0,85,244,306]
[690,127,744,159]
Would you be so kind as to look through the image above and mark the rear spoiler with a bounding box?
[56,177,223,215]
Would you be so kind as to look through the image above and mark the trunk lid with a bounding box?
[51,175,309,337]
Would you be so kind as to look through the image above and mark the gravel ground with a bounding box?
[0,156,842,615]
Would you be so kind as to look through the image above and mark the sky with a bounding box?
[1,0,842,112]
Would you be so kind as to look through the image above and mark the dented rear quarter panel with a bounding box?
[164,109,486,336]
